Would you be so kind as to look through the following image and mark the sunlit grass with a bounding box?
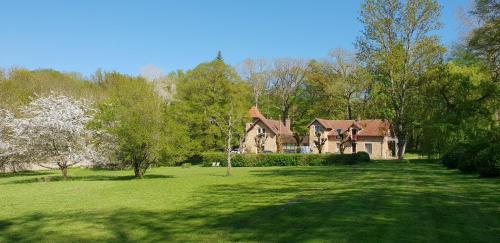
[0,161,499,242]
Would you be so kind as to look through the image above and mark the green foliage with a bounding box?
[199,153,369,167]
[0,68,101,110]
[475,144,500,177]
[92,73,191,177]
[355,151,371,163]
[173,60,251,153]
[456,142,489,174]
[441,144,468,169]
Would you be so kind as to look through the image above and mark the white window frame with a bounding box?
[365,143,373,155]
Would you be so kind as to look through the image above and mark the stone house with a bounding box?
[307,118,397,159]
[244,107,308,153]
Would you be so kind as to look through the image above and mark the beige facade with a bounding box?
[244,120,279,153]
[308,119,396,159]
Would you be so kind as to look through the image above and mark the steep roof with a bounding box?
[249,106,264,119]
[309,118,391,137]
[247,107,293,135]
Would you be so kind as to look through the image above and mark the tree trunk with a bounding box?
[133,162,143,178]
[226,113,233,176]
[347,99,352,120]
[61,166,68,179]
[397,138,407,160]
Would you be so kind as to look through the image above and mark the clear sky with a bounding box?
[0,0,471,76]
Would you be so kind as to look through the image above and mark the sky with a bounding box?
[0,0,472,77]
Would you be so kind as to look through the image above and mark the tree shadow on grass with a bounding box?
[0,170,54,178]
[2,174,174,184]
[0,183,498,242]
[0,164,499,242]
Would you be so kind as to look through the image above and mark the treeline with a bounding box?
[0,0,498,177]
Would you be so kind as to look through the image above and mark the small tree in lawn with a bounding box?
[254,132,268,153]
[5,94,96,178]
[313,132,327,154]
[92,74,190,178]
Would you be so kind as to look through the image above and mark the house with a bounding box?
[308,118,397,159]
[244,107,308,153]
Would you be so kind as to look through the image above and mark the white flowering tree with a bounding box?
[0,109,27,172]
[4,94,97,178]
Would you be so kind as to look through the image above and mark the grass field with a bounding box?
[0,161,499,242]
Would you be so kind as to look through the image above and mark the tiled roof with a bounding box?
[310,118,391,137]
[247,107,293,135]
[249,106,264,119]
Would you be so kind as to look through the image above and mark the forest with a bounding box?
[0,0,498,178]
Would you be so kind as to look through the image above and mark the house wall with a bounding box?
[308,121,330,153]
[326,136,390,159]
[244,121,278,153]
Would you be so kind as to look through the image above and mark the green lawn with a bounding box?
[0,161,499,242]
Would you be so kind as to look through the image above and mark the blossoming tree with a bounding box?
[4,94,97,178]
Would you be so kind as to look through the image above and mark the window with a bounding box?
[336,128,342,135]
[257,128,266,134]
[336,143,340,154]
[315,125,321,133]
[365,143,373,155]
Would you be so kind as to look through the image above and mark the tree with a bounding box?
[4,94,96,178]
[239,58,269,108]
[254,133,268,153]
[93,74,190,178]
[174,60,251,174]
[329,48,371,119]
[268,58,307,125]
[313,132,327,154]
[216,51,224,61]
[357,0,444,159]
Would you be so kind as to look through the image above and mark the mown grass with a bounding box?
[0,160,499,242]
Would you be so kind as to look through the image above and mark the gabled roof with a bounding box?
[249,106,264,119]
[246,107,293,135]
[309,118,391,137]
[247,117,293,135]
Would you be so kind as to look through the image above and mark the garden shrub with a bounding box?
[441,143,468,169]
[475,144,500,177]
[457,142,488,173]
[355,151,371,163]
[199,153,370,167]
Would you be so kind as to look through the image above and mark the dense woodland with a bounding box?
[0,0,498,177]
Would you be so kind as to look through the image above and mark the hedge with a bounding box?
[475,144,500,177]
[199,152,371,167]
[441,143,468,169]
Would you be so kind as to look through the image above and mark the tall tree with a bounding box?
[330,48,371,119]
[356,0,444,159]
[174,59,251,160]
[92,73,190,178]
[268,58,307,125]
[239,58,269,108]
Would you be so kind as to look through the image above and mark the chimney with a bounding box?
[285,118,291,129]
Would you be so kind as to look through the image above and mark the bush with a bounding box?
[355,151,371,163]
[181,163,192,168]
[441,143,468,169]
[475,145,500,177]
[198,153,370,167]
[457,142,488,173]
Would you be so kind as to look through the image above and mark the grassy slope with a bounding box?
[0,161,499,243]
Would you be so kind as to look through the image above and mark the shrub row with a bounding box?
[441,142,499,177]
[199,152,371,167]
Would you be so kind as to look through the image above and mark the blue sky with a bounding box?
[0,0,471,76]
